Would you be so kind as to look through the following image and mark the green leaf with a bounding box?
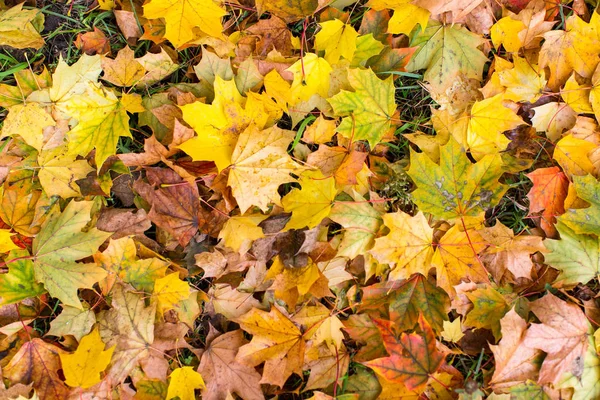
[32,201,112,309]
[407,137,507,220]
[361,274,450,333]
[328,67,396,148]
[329,192,382,259]
[545,221,600,285]
[0,249,46,305]
[406,20,488,90]
[560,174,600,236]
[464,286,510,340]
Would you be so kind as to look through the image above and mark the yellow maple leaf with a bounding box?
[48,55,102,105]
[467,94,525,159]
[370,211,434,281]
[590,64,600,122]
[167,367,206,400]
[367,0,429,35]
[282,170,337,231]
[0,4,45,50]
[143,0,227,48]
[441,319,465,343]
[265,256,324,308]
[179,77,275,171]
[101,46,146,87]
[498,57,546,103]
[287,53,332,104]
[0,103,55,151]
[60,327,115,389]
[152,272,190,314]
[228,124,305,213]
[264,69,292,111]
[490,16,525,52]
[37,147,94,199]
[61,83,132,170]
[0,229,19,253]
[561,74,593,114]
[218,214,267,254]
[235,306,305,387]
[553,134,596,178]
[314,19,358,64]
[432,225,489,297]
[540,12,600,90]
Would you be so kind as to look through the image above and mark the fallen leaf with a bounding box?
[60,327,115,388]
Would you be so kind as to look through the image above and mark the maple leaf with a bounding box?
[304,342,350,390]
[361,274,450,333]
[255,0,318,22]
[544,222,600,286]
[207,283,261,319]
[343,314,387,362]
[432,225,489,296]
[314,19,358,64]
[498,57,547,103]
[526,166,569,237]
[328,67,396,148]
[287,53,332,104]
[363,316,444,392]
[466,93,525,159]
[540,12,600,90]
[235,306,306,387]
[367,0,430,36]
[98,284,156,382]
[101,46,146,87]
[559,174,600,236]
[228,124,305,213]
[178,77,268,172]
[32,201,111,309]
[329,193,382,259]
[478,221,547,281]
[75,27,110,55]
[464,286,510,339]
[0,229,19,253]
[199,328,263,400]
[61,83,132,170]
[3,339,68,399]
[37,147,94,199]
[0,67,51,108]
[0,181,49,237]
[406,20,488,92]
[370,211,434,281]
[281,170,337,231]
[152,272,190,314]
[48,54,102,105]
[60,327,115,388]
[143,0,226,47]
[489,309,542,391]
[407,137,507,220]
[524,293,591,385]
[218,214,267,254]
[0,4,45,50]
[264,256,330,308]
[0,102,55,151]
[166,367,206,400]
[553,134,596,178]
[0,249,45,306]
[94,236,169,294]
[134,167,223,246]
[47,305,96,341]
[441,319,464,343]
